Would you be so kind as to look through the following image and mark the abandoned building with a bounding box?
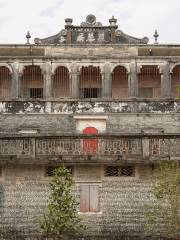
[0,14,180,239]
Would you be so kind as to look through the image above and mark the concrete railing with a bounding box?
[0,135,180,162]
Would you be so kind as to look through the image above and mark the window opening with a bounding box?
[105,166,134,177]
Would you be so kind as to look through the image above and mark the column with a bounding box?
[160,62,171,98]
[42,61,52,99]
[129,60,138,97]
[11,62,20,98]
[102,64,111,98]
[142,137,150,159]
[71,64,79,98]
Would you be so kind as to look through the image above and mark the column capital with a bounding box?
[158,62,170,74]
[41,61,53,75]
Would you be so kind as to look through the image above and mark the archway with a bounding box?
[83,127,98,154]
[80,66,102,98]
[112,66,128,98]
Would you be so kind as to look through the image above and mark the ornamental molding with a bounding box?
[34,15,149,45]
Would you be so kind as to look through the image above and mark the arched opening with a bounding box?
[83,127,98,154]
[112,66,128,98]
[138,65,161,98]
[21,66,44,98]
[171,66,180,98]
[0,66,11,98]
[52,66,71,98]
[80,66,102,98]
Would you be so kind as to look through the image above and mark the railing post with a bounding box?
[31,138,36,158]
[142,137,150,159]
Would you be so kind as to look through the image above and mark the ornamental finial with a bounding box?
[153,30,159,44]
[26,31,31,44]
[109,16,117,26]
[65,18,73,26]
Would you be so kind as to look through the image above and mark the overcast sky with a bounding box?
[0,0,179,44]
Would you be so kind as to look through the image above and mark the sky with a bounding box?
[0,0,179,44]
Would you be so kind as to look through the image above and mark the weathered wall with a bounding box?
[0,111,180,134]
[0,164,159,240]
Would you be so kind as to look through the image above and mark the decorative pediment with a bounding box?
[34,14,149,45]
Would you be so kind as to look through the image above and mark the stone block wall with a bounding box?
[0,164,169,240]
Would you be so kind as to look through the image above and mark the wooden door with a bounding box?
[83,127,98,154]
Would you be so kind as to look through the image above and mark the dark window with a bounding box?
[105,166,134,177]
[81,88,101,98]
[45,166,73,177]
[80,185,99,212]
[138,88,153,98]
[30,88,43,98]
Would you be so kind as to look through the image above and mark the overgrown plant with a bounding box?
[39,165,84,240]
[145,161,180,239]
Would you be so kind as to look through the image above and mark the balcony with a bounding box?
[0,134,179,164]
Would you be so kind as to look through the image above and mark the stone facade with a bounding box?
[0,15,180,239]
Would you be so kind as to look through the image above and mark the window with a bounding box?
[112,66,128,99]
[138,88,153,98]
[82,88,101,98]
[80,185,99,212]
[138,65,161,98]
[105,166,134,177]
[52,66,71,98]
[30,88,43,98]
[21,65,44,99]
[45,166,73,177]
[0,66,11,98]
[171,66,180,98]
[80,66,102,99]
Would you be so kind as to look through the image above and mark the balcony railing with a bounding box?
[0,135,180,162]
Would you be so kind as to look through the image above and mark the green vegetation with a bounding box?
[39,165,84,240]
[145,161,180,239]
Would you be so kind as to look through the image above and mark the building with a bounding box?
[0,14,180,239]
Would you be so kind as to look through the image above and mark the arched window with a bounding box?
[138,65,161,98]
[112,66,128,98]
[171,66,180,98]
[80,66,102,98]
[0,66,11,98]
[21,66,44,98]
[83,127,98,154]
[52,66,71,98]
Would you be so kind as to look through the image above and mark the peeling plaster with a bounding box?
[0,101,180,114]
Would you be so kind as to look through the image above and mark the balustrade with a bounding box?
[0,137,179,160]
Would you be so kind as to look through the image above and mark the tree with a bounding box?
[145,161,180,239]
[39,165,84,240]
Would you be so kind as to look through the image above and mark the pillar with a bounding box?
[71,64,80,98]
[42,61,52,99]
[11,62,20,98]
[102,64,111,98]
[160,62,171,98]
[129,60,138,97]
